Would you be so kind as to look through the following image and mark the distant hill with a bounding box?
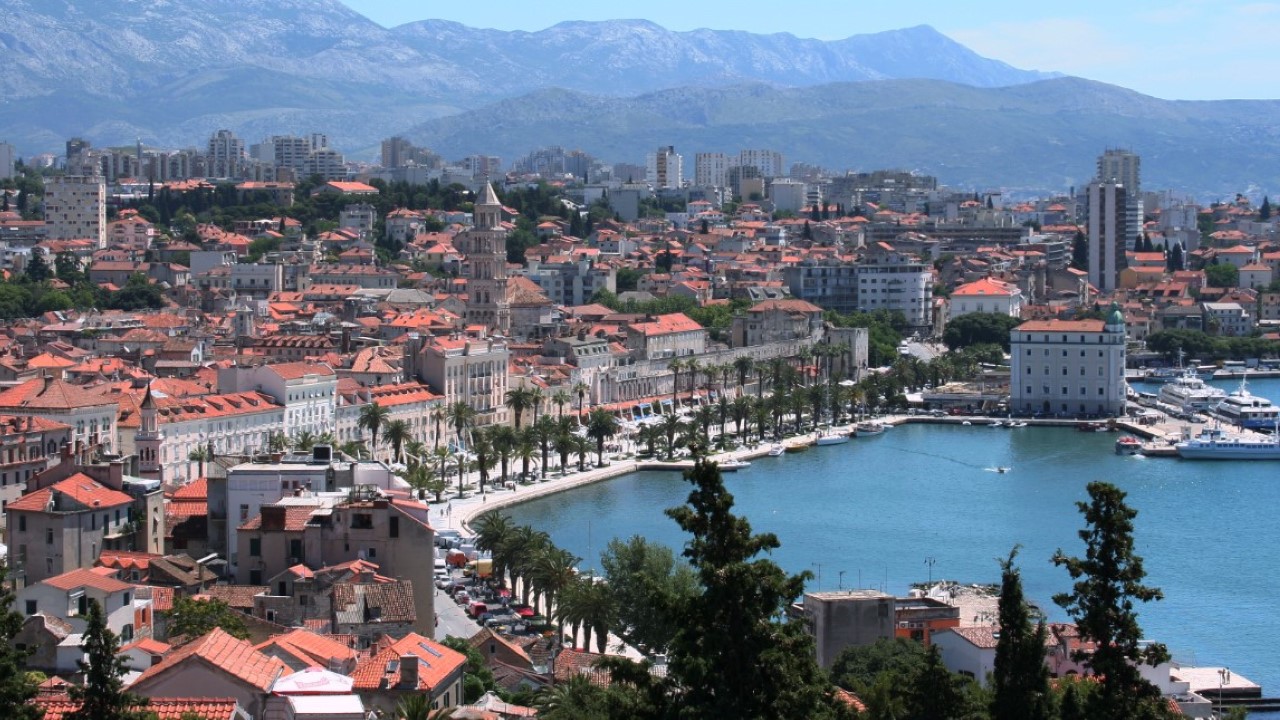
[0,0,1055,153]
[401,77,1280,198]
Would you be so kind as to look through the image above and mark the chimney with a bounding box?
[261,505,287,531]
[399,655,419,688]
[41,373,53,393]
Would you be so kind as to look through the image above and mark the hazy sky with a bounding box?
[340,0,1280,101]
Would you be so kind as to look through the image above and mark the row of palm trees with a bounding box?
[473,513,618,654]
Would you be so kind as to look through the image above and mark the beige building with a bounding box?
[0,376,119,457]
[731,299,824,347]
[1009,308,1127,417]
[0,415,73,529]
[626,312,708,360]
[408,333,510,429]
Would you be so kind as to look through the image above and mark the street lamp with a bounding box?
[925,556,937,587]
[812,563,822,591]
[838,570,846,590]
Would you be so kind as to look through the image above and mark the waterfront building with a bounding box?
[216,362,337,441]
[407,333,510,429]
[43,174,107,248]
[856,247,934,329]
[1009,307,1126,417]
[731,299,825,348]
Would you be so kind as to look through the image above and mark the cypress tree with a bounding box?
[991,546,1053,720]
[1071,230,1088,271]
[0,563,41,720]
[1261,196,1271,221]
[1052,481,1174,720]
[67,599,150,720]
[25,251,49,282]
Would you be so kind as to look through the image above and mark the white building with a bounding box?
[947,278,1023,321]
[739,149,784,179]
[216,363,338,440]
[694,152,732,189]
[856,254,934,329]
[0,376,118,456]
[407,334,510,430]
[645,146,683,189]
[0,141,14,180]
[17,567,147,644]
[207,129,245,179]
[43,175,107,248]
[339,203,377,237]
[271,135,311,173]
[932,626,998,685]
[1009,308,1127,417]
[769,179,808,215]
[303,148,346,181]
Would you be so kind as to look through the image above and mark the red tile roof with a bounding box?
[7,473,134,513]
[351,632,466,692]
[41,567,133,594]
[1015,319,1106,333]
[0,376,115,410]
[132,627,290,692]
[35,697,241,720]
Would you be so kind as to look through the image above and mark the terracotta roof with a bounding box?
[256,629,358,667]
[202,585,267,610]
[42,567,133,594]
[8,473,134,513]
[268,362,336,380]
[1015,319,1106,333]
[35,697,241,720]
[946,625,1000,649]
[748,299,824,313]
[238,505,316,531]
[951,278,1018,297]
[332,581,417,626]
[628,312,704,336]
[132,627,290,692]
[351,632,466,692]
[0,376,115,410]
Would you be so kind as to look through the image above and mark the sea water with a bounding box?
[505,377,1280,689]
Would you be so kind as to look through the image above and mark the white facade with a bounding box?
[17,571,145,643]
[272,135,311,172]
[217,364,337,440]
[769,179,808,214]
[856,262,934,328]
[645,146,683,189]
[739,149,784,179]
[129,388,285,484]
[1009,313,1127,417]
[304,148,346,181]
[207,129,245,178]
[43,175,107,248]
[932,627,997,685]
[947,278,1024,321]
[694,152,731,188]
[1087,180,1128,292]
[0,142,14,180]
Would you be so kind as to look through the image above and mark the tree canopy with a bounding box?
[942,313,1023,352]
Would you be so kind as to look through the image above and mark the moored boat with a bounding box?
[767,444,786,457]
[1115,436,1143,455]
[855,421,886,436]
[1209,378,1280,431]
[1175,425,1280,460]
[814,428,849,446]
[719,459,752,471]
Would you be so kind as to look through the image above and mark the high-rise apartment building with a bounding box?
[694,152,732,188]
[739,149,784,179]
[0,142,14,180]
[44,175,107,248]
[1096,149,1141,249]
[272,135,311,172]
[206,129,245,178]
[646,146,683,189]
[381,136,412,168]
[1086,180,1128,293]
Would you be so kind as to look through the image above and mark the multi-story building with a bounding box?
[334,381,443,461]
[646,146,683,189]
[1086,180,1129,292]
[303,148,346,181]
[216,362,337,440]
[856,252,934,329]
[5,472,137,586]
[0,376,118,456]
[339,203,376,237]
[1202,302,1253,336]
[625,313,707,360]
[0,141,15,180]
[1097,149,1141,245]
[947,278,1024,321]
[0,416,73,527]
[784,259,860,314]
[235,491,435,637]
[1009,308,1127,417]
[207,129,245,179]
[43,175,107,248]
[16,567,149,643]
[455,183,512,334]
[730,299,825,348]
[271,135,311,173]
[381,136,413,168]
[739,149,784,179]
[521,257,616,307]
[407,334,509,430]
[694,152,732,189]
[769,178,808,214]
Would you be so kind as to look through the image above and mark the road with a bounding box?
[434,577,481,642]
[905,339,944,362]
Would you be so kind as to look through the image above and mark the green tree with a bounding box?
[24,251,50,282]
[358,402,390,457]
[1071,229,1088,271]
[0,562,41,720]
[599,535,699,655]
[166,595,249,640]
[383,418,411,463]
[441,635,495,703]
[830,637,926,692]
[68,599,150,720]
[661,459,846,719]
[942,313,1023,352]
[991,547,1053,720]
[505,387,534,430]
[1052,481,1174,720]
[1205,262,1239,288]
[1261,196,1271,221]
[1167,242,1185,272]
[586,407,619,466]
[905,644,969,720]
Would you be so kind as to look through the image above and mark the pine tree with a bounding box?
[1052,481,1174,720]
[802,221,813,240]
[663,459,846,719]
[1261,196,1271,221]
[1167,242,1185,272]
[25,251,49,282]
[991,546,1053,720]
[0,563,42,720]
[67,599,150,720]
[906,644,966,720]
[1071,230,1088,271]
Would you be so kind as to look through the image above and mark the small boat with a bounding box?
[1011,421,1028,428]
[785,444,809,453]
[961,420,972,426]
[1078,421,1110,432]
[814,428,849,446]
[995,466,1009,474]
[989,421,1003,428]
[1115,436,1143,456]
[719,459,751,471]
[767,444,786,457]
[855,421,886,436]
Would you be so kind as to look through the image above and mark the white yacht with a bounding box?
[1175,426,1280,460]
[1209,378,1280,431]
[1157,370,1226,413]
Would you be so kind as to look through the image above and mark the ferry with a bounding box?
[1157,370,1227,412]
[1175,426,1280,460]
[1209,378,1280,431]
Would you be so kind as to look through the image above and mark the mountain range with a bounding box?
[1,0,1276,196]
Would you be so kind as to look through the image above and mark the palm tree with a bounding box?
[447,401,475,452]
[716,395,729,443]
[405,464,431,500]
[692,405,716,445]
[535,674,601,720]
[396,693,451,720]
[403,439,426,470]
[659,413,683,460]
[383,419,411,464]
[472,428,495,493]
[530,416,556,480]
[529,545,579,618]
[515,435,537,483]
[528,387,545,424]
[268,431,289,453]
[504,526,550,605]
[572,434,592,472]
[338,439,366,460]
[731,395,753,439]
[571,381,590,425]
[684,359,702,406]
[551,390,571,421]
[734,355,755,396]
[636,424,660,457]
[668,358,685,409]
[427,447,452,501]
[292,431,317,451]
[430,405,446,449]
[752,401,771,443]
[585,408,619,467]
[505,387,534,430]
[490,425,517,487]
[454,453,471,498]
[474,513,515,586]
[187,446,209,478]
[554,430,575,475]
[573,577,619,654]
[358,402,389,459]
[807,384,826,430]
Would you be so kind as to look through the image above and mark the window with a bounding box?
[249,538,261,557]
[367,547,377,559]
[24,600,36,615]
[389,516,399,538]
[18,516,24,532]
[45,528,53,544]
[240,504,250,522]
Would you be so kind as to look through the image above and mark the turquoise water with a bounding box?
[505,377,1280,690]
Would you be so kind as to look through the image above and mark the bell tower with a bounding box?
[136,382,164,481]
[459,182,511,335]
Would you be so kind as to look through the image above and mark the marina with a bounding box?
[498,377,1280,699]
